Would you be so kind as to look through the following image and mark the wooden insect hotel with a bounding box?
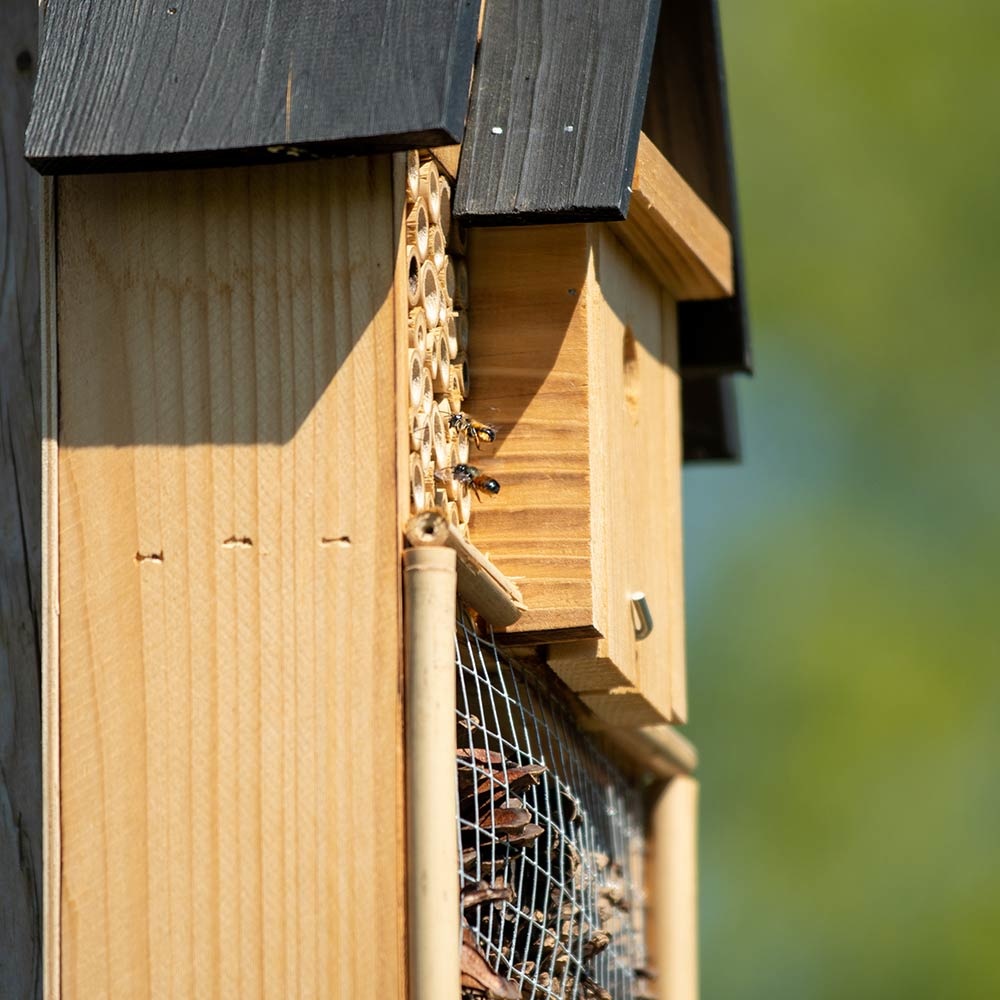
[24,0,749,997]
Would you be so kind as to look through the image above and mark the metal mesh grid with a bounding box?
[456,614,650,1000]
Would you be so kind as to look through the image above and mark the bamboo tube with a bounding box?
[439,179,452,237]
[456,312,469,354]
[408,347,425,409]
[442,257,456,304]
[405,511,524,625]
[402,545,459,1000]
[420,259,441,328]
[406,149,421,203]
[424,466,437,509]
[432,330,450,392]
[429,223,446,270]
[410,451,427,513]
[446,501,461,529]
[431,402,450,468]
[459,481,472,523]
[420,366,434,418]
[418,159,442,223]
[457,433,470,465]
[407,197,430,262]
[651,777,699,1000]
[433,483,449,513]
[409,306,427,352]
[407,245,421,307]
[411,411,432,468]
[442,311,459,360]
[454,353,470,397]
[453,257,469,308]
[426,326,440,379]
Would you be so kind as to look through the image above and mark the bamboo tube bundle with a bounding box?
[407,196,430,263]
[419,159,442,223]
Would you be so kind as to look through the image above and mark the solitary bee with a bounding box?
[435,463,501,500]
[448,411,497,449]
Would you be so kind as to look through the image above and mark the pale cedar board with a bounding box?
[25,0,480,173]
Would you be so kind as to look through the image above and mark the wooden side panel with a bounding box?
[0,2,43,994]
[463,226,598,637]
[550,229,684,725]
[455,0,662,223]
[26,0,479,174]
[55,158,404,999]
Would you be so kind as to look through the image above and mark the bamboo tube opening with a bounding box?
[406,149,421,202]
[408,348,425,409]
[432,402,450,468]
[407,198,430,262]
[407,246,421,307]
[409,306,427,352]
[410,452,427,513]
[430,224,446,270]
[442,257,456,303]
[420,260,441,328]
[443,311,459,360]
[420,367,434,417]
[402,545,459,1000]
[432,331,450,392]
[419,160,442,223]
[439,179,452,237]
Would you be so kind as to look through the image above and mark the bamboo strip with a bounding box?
[418,160,441,223]
[406,149,421,203]
[406,197,430,262]
[403,546,459,1000]
[404,511,524,626]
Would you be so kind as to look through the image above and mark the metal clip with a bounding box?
[629,592,653,640]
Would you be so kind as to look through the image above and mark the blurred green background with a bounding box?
[683,2,1000,996]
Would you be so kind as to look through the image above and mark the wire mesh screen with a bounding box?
[456,615,651,1000]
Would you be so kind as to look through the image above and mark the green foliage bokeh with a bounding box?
[683,2,1000,995]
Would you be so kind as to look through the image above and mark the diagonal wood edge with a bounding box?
[611,131,733,301]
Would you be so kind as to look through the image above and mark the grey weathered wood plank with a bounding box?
[454,0,662,223]
[1,0,43,995]
[25,0,480,174]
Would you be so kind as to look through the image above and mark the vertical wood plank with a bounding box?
[55,157,403,999]
[0,2,43,995]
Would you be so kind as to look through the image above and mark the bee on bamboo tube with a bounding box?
[435,463,501,501]
[448,411,497,449]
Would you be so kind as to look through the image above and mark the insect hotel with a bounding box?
[25,0,749,997]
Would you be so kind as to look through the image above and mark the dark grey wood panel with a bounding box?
[455,0,661,223]
[25,0,479,174]
[1,0,43,995]
[644,0,751,376]
[682,375,741,462]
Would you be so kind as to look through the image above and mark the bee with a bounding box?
[448,411,497,449]
[434,463,501,500]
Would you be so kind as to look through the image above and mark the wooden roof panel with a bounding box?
[25,0,481,174]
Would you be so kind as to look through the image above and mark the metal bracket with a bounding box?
[629,592,653,640]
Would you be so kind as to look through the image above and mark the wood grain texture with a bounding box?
[454,0,662,223]
[54,157,404,998]
[26,0,480,174]
[0,2,43,994]
[466,226,683,725]
[643,0,751,375]
[612,132,732,302]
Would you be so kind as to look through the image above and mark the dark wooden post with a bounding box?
[0,0,43,996]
